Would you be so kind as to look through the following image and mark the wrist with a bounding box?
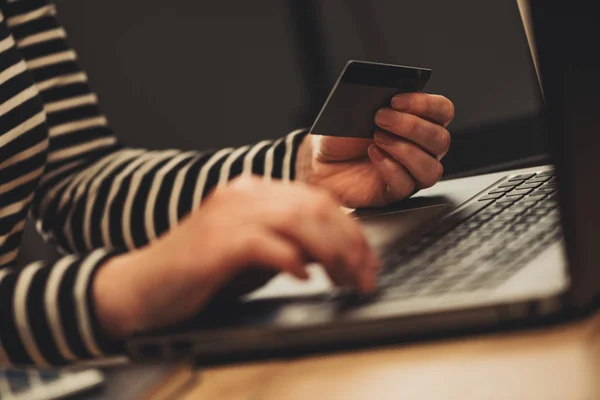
[295,134,314,183]
[93,250,148,338]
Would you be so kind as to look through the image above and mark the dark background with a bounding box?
[19,0,549,265]
[53,0,547,176]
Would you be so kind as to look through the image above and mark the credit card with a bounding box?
[310,60,431,138]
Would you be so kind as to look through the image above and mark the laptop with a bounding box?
[124,0,600,363]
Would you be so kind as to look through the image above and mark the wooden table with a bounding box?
[175,311,600,400]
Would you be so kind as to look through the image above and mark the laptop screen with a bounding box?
[528,0,600,309]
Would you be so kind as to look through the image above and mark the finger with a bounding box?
[374,110,451,159]
[390,93,455,127]
[239,229,309,280]
[266,188,376,293]
[368,144,417,204]
[373,137,444,189]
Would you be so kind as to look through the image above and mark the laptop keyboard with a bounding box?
[377,170,563,300]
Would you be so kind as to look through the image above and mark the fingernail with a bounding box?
[375,108,397,128]
[368,144,385,162]
[374,131,394,147]
[391,95,412,111]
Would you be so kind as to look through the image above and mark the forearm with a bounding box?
[0,250,122,368]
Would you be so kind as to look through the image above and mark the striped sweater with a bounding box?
[0,0,306,367]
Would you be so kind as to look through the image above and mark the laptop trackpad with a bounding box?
[246,199,453,300]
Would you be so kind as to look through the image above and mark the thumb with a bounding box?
[316,135,373,162]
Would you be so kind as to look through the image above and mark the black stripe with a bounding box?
[10,15,59,39]
[0,208,28,236]
[18,38,69,60]
[228,148,248,179]
[289,131,307,180]
[31,60,79,82]
[0,96,45,142]
[39,82,90,102]
[46,104,101,127]
[153,155,194,235]
[26,265,68,365]
[0,71,36,105]
[0,175,40,208]
[86,156,137,248]
[0,46,26,72]
[177,152,213,218]
[0,121,47,163]
[57,259,92,358]
[4,0,51,16]
[201,155,228,201]
[250,143,271,175]
[0,271,34,365]
[271,140,286,180]
[0,231,23,255]
[129,157,173,248]
[1,150,46,182]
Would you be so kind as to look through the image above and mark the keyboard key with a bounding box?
[500,181,525,189]
[479,193,504,201]
[528,176,552,183]
[519,182,543,190]
[536,187,556,193]
[488,187,514,195]
[509,173,536,181]
[537,170,554,176]
[508,188,533,196]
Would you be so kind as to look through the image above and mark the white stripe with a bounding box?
[57,151,124,214]
[0,111,46,147]
[46,93,98,113]
[263,138,284,182]
[44,256,78,361]
[144,151,195,241]
[48,136,117,163]
[0,138,48,170]
[36,159,87,219]
[50,116,108,136]
[241,140,271,177]
[82,150,144,249]
[0,61,27,86]
[0,35,16,54]
[218,145,250,187]
[100,151,158,247]
[0,249,19,266]
[168,154,200,228]
[0,269,11,365]
[282,129,304,182]
[14,262,49,367]
[0,220,26,248]
[61,153,126,251]
[6,4,56,27]
[27,50,77,70]
[192,148,233,206]
[0,86,39,117]
[122,151,179,249]
[0,166,45,194]
[0,192,34,218]
[37,72,87,92]
[17,27,67,48]
[74,250,106,357]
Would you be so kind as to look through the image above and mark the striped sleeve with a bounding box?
[0,249,123,368]
[0,0,308,368]
[3,0,307,255]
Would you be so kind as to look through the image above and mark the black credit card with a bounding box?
[309,60,431,138]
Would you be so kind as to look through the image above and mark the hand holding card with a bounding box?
[309,60,431,138]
